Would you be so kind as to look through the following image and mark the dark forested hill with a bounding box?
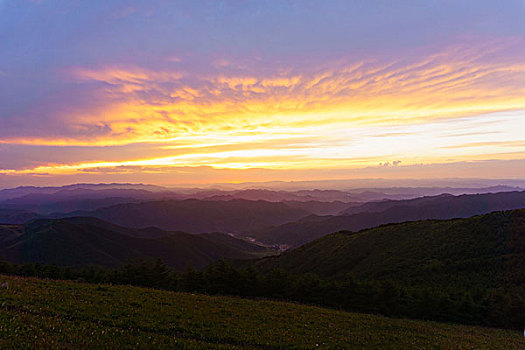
[0,209,41,224]
[58,199,309,233]
[257,209,525,289]
[0,217,275,270]
[251,191,525,247]
[197,232,274,255]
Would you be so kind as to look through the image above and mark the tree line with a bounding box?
[0,258,522,330]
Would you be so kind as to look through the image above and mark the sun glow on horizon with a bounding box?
[2,111,524,179]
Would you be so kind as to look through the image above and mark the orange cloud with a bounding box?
[3,40,520,149]
[2,40,525,180]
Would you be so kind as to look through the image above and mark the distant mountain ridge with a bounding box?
[0,183,168,201]
[2,182,522,211]
[0,188,183,214]
[338,191,525,215]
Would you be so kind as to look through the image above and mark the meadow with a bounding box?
[0,275,523,349]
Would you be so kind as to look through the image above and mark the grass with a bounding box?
[0,275,523,349]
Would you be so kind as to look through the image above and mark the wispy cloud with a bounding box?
[442,140,525,149]
[4,39,521,149]
[1,1,525,185]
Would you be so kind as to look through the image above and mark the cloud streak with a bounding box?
[0,1,524,185]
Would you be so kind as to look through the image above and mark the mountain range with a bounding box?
[2,183,522,217]
[250,190,525,247]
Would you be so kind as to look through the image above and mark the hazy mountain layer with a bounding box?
[58,199,309,234]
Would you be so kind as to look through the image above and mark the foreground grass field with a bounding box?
[0,275,523,349]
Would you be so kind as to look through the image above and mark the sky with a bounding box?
[1,0,525,188]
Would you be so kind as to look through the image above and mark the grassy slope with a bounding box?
[0,275,523,349]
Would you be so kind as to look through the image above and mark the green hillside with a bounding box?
[0,275,523,349]
[258,209,525,289]
[0,218,275,270]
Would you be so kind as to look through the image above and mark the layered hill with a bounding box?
[0,189,350,219]
[257,209,525,289]
[58,199,309,233]
[0,183,168,201]
[251,190,525,247]
[0,217,274,270]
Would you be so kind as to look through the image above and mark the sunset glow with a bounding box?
[1,1,525,187]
